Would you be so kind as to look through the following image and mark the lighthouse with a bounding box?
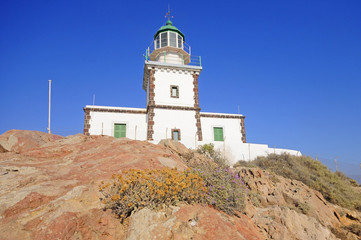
[142,19,203,148]
[83,17,301,164]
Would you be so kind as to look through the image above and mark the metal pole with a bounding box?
[135,125,137,140]
[48,80,51,134]
[335,157,338,172]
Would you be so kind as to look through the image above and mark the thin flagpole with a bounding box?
[48,80,52,134]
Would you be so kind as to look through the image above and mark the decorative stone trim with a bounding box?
[193,74,203,141]
[170,85,179,98]
[200,113,245,119]
[149,105,200,111]
[143,63,202,91]
[171,128,181,141]
[147,69,156,140]
[241,118,246,143]
[83,107,146,114]
[83,108,91,136]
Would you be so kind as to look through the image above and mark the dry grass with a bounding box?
[235,154,361,211]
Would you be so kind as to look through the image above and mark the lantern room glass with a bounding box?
[155,31,183,49]
[160,32,167,48]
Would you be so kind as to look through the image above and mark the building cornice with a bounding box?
[148,105,200,111]
[200,112,245,119]
[84,105,146,114]
[145,61,202,71]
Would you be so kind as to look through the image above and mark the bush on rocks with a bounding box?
[99,168,206,221]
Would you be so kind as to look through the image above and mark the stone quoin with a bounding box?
[83,19,301,164]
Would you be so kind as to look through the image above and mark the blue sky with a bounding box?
[1,0,360,179]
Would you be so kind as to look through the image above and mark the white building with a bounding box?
[83,20,300,165]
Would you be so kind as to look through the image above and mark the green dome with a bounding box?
[154,20,185,40]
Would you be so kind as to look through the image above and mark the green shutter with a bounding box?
[114,124,126,138]
[214,127,223,141]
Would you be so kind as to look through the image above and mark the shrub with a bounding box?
[197,143,227,166]
[239,153,361,211]
[99,168,206,221]
[192,162,247,214]
[194,144,248,214]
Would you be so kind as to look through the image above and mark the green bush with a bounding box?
[236,154,361,211]
[197,143,227,166]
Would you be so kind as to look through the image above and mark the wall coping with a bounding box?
[200,111,244,118]
[84,105,146,114]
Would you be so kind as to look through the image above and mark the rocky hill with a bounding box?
[0,130,360,240]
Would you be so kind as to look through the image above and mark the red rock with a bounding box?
[1,130,360,240]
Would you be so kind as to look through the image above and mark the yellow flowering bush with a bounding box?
[99,168,206,221]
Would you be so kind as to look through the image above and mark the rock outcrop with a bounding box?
[237,167,361,240]
[0,130,360,239]
[0,130,262,240]
[0,130,187,239]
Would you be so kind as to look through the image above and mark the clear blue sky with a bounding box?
[1,1,360,179]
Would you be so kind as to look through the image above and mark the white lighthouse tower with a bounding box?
[83,16,301,164]
[143,19,203,147]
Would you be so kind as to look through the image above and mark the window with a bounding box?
[169,32,177,47]
[214,127,224,141]
[155,35,160,49]
[161,32,167,48]
[170,85,179,98]
[172,129,181,141]
[177,35,183,49]
[114,124,126,138]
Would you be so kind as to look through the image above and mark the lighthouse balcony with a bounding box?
[145,41,201,66]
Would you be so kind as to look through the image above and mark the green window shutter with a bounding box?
[214,127,223,141]
[114,124,126,138]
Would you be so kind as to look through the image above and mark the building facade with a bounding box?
[83,20,300,165]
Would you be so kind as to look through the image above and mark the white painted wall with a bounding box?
[199,115,243,164]
[151,108,197,148]
[87,106,147,140]
[199,114,301,165]
[153,69,195,107]
[87,106,301,166]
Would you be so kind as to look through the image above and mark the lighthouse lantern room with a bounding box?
[146,20,192,65]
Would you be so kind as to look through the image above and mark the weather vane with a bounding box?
[165,4,173,21]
